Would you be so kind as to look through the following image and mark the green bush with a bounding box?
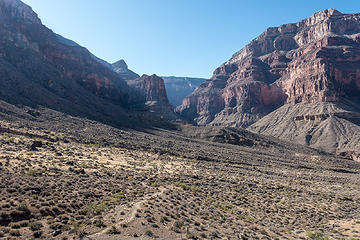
[16,202,29,212]
[29,222,43,231]
[306,231,330,240]
[106,226,120,234]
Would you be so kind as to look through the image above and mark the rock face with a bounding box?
[0,0,138,125]
[0,0,41,24]
[112,59,139,80]
[177,9,360,128]
[161,76,206,107]
[126,74,176,119]
[55,34,141,81]
[55,35,140,81]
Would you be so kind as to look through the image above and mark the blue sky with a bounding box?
[22,0,360,78]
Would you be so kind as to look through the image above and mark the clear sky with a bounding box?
[21,0,360,78]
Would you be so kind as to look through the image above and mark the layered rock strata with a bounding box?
[127,74,176,119]
[177,9,360,127]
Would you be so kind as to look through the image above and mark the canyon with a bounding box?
[161,76,206,107]
[178,9,360,126]
[1,1,360,239]
[177,8,360,158]
[0,0,178,128]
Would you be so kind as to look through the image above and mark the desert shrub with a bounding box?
[145,230,153,237]
[80,192,125,216]
[94,219,106,228]
[106,226,120,234]
[120,223,127,228]
[190,185,199,192]
[80,202,109,216]
[25,169,44,177]
[160,216,169,223]
[186,231,198,240]
[175,182,190,191]
[10,223,21,229]
[212,201,233,211]
[29,221,43,231]
[306,231,330,240]
[10,229,21,236]
[33,231,42,238]
[16,202,29,212]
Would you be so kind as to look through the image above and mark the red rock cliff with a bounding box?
[0,0,135,125]
[177,9,360,127]
[127,74,176,119]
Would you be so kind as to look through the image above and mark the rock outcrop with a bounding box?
[112,59,139,80]
[0,0,41,24]
[177,9,360,128]
[126,74,176,119]
[161,76,206,107]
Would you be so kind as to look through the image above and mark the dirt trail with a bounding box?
[86,186,167,240]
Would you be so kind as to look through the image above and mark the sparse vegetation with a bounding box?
[306,231,331,240]
[106,226,120,234]
[16,202,29,212]
[29,222,43,231]
[1,114,360,240]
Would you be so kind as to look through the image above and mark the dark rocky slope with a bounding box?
[0,0,137,125]
[0,0,179,127]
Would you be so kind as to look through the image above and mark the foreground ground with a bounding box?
[1,108,360,239]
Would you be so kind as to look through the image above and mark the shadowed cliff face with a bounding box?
[161,76,206,107]
[0,0,41,24]
[126,74,176,119]
[177,9,360,127]
[0,0,137,125]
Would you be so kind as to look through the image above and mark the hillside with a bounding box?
[1,100,360,239]
[177,9,360,157]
